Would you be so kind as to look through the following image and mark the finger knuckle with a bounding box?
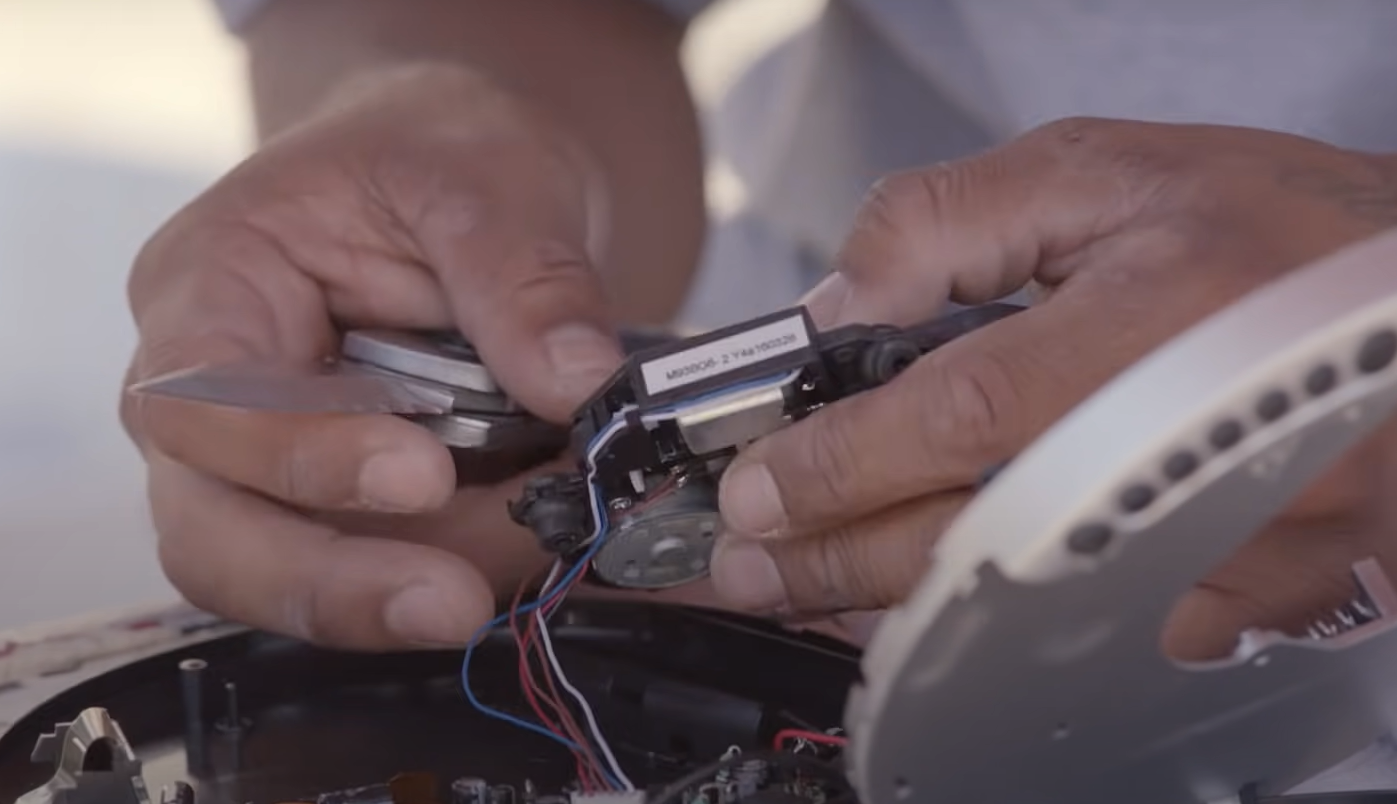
[1028,116,1177,193]
[277,430,319,506]
[859,168,956,233]
[803,527,863,611]
[914,352,1024,467]
[1029,116,1120,149]
[280,581,331,645]
[801,410,868,518]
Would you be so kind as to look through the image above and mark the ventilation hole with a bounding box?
[1209,420,1244,450]
[1306,364,1338,396]
[1255,390,1290,422]
[1358,330,1397,373]
[1066,523,1113,555]
[1119,484,1155,513]
[1163,451,1198,481]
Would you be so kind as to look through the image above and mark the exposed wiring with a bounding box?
[461,412,632,789]
[772,728,848,751]
[536,566,636,790]
[459,535,614,782]
[646,750,851,804]
[462,375,808,791]
[509,571,603,791]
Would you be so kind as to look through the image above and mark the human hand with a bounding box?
[121,63,626,650]
[709,117,1397,659]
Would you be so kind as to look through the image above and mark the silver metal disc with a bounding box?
[342,330,498,393]
[592,481,723,589]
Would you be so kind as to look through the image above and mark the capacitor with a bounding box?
[451,778,491,804]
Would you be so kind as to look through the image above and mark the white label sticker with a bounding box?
[640,313,811,396]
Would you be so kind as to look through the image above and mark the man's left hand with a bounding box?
[709,117,1397,659]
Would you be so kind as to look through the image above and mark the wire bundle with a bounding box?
[461,413,637,791]
[508,560,631,791]
[459,375,803,793]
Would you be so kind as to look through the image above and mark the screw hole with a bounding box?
[1052,723,1071,741]
[893,778,912,800]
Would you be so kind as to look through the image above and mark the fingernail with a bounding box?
[711,538,788,612]
[799,272,851,328]
[384,584,474,646]
[543,323,624,392]
[358,449,448,512]
[720,462,787,536]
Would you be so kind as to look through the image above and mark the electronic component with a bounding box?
[507,303,1023,589]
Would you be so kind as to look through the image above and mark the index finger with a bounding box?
[800,117,1171,328]
[718,276,1235,537]
[125,223,460,513]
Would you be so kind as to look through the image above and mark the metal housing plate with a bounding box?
[848,229,1397,804]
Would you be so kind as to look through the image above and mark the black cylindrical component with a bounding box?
[450,778,491,804]
[216,680,247,737]
[512,477,591,554]
[860,336,921,386]
[178,658,209,775]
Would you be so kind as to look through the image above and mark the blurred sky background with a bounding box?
[0,0,821,630]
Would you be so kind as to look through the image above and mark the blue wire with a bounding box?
[459,378,788,786]
[460,447,620,787]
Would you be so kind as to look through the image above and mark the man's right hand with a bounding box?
[120,63,626,650]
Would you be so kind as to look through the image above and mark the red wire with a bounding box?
[524,576,616,790]
[773,729,849,750]
[510,577,602,791]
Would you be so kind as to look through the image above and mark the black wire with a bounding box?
[646,751,851,804]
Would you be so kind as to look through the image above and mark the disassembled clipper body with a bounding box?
[506,303,1024,589]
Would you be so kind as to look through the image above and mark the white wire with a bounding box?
[535,564,634,790]
[525,374,801,792]
[525,412,635,790]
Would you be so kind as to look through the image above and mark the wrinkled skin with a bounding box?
[710,118,1397,660]
[120,64,632,650]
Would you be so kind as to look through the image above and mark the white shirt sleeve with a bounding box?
[207,0,716,34]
